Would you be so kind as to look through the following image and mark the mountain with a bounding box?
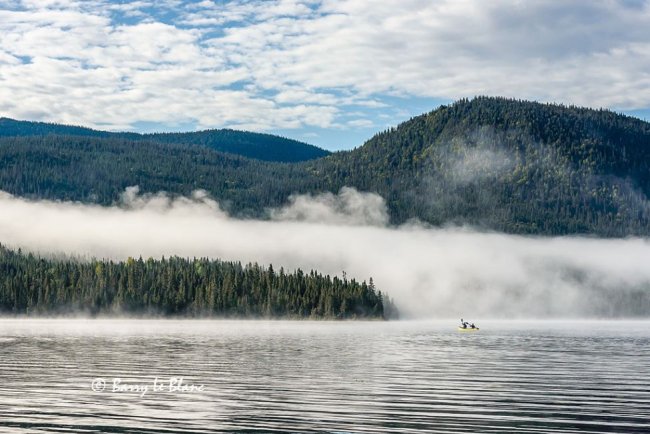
[1,97,650,236]
[0,118,329,162]
[323,97,650,235]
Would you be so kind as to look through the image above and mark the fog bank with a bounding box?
[1,188,649,318]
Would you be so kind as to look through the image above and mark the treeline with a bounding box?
[2,97,650,236]
[0,245,398,319]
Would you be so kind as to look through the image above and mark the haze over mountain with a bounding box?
[2,97,650,236]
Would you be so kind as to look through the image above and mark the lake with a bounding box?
[0,319,648,433]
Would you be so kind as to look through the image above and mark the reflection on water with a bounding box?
[0,319,649,433]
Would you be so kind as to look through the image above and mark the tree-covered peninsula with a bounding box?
[0,245,397,319]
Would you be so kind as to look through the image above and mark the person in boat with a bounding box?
[460,318,468,328]
[470,323,476,329]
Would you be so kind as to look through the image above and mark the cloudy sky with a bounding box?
[1,0,649,150]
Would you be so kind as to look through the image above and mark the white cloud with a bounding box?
[346,118,373,128]
[0,0,650,135]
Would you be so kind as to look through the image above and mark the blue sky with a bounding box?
[1,0,650,150]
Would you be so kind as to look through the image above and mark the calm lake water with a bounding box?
[0,319,649,433]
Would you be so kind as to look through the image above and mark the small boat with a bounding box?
[458,326,479,332]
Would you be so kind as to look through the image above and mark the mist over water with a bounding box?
[0,188,649,318]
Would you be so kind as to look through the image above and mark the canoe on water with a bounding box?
[458,327,480,332]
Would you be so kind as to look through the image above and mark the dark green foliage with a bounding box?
[0,245,388,319]
[2,97,650,235]
[0,118,329,162]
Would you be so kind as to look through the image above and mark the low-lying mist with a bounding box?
[1,187,649,318]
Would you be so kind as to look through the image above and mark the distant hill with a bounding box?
[2,97,650,236]
[0,118,329,162]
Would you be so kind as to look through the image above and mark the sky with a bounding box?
[1,0,650,150]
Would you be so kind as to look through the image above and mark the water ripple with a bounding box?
[0,320,648,433]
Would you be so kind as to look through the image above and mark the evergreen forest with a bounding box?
[0,245,396,319]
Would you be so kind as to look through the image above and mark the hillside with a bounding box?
[0,118,329,162]
[1,97,650,236]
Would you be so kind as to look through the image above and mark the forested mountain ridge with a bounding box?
[0,134,323,213]
[0,117,329,162]
[2,97,650,236]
